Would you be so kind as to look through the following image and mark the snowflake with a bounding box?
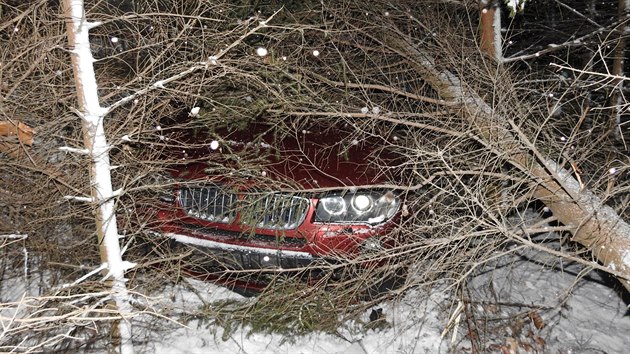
[256,47,268,57]
[210,140,219,150]
[312,50,320,57]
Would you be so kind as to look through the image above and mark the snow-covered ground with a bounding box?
[2,244,629,353]
[134,278,448,354]
[130,248,630,354]
[464,247,630,353]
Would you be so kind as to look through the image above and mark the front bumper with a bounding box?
[164,232,317,271]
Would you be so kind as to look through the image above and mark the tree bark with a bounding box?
[62,1,135,353]
[479,0,502,61]
[609,0,629,140]
[387,34,630,291]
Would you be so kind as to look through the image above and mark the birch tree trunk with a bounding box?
[62,1,134,353]
[609,0,629,140]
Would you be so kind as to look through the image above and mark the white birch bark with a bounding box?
[612,0,629,140]
[62,1,134,353]
[492,3,503,62]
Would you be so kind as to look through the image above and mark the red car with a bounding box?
[149,121,403,291]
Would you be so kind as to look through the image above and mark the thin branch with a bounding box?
[304,71,459,107]
[550,63,629,82]
[553,0,603,29]
[267,109,466,137]
[104,10,281,115]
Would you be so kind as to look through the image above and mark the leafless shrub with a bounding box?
[1,0,628,351]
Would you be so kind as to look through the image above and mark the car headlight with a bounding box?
[315,190,399,225]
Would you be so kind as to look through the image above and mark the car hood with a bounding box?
[169,123,392,190]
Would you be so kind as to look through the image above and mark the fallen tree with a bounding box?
[380,27,630,289]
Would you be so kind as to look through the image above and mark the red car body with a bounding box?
[150,122,402,286]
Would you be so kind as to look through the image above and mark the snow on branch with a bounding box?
[0,234,28,240]
[61,263,109,289]
[64,195,94,203]
[505,0,527,17]
[59,146,89,155]
[101,261,137,282]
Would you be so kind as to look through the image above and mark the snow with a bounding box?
[622,251,630,270]
[190,107,200,117]
[312,50,320,57]
[256,47,268,57]
[505,0,527,15]
[122,244,630,354]
[132,279,447,354]
[0,234,28,240]
[367,215,385,224]
[59,146,89,154]
[465,245,630,353]
[210,140,219,150]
